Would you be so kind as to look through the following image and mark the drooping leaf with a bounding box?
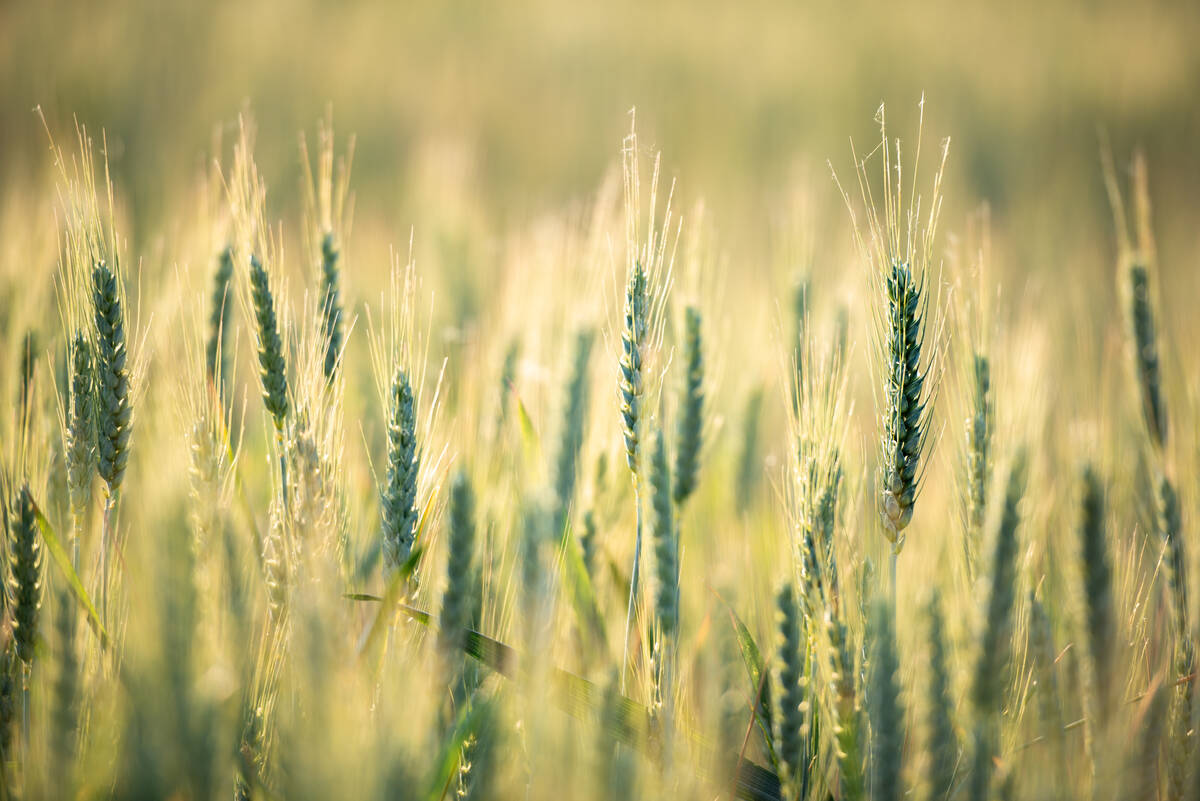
[30,496,109,649]
[713,589,777,769]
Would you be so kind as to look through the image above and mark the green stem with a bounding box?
[100,491,118,630]
[890,548,898,606]
[20,666,29,757]
[277,429,289,514]
[620,479,643,692]
[71,508,83,575]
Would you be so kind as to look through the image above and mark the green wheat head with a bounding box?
[964,352,992,575]
[496,337,520,432]
[673,305,704,506]
[553,329,595,528]
[381,367,420,574]
[206,245,235,392]
[1028,595,1064,745]
[619,263,648,477]
[1127,265,1167,449]
[92,259,133,494]
[879,260,930,546]
[65,331,96,520]
[970,450,1027,714]
[1079,465,1116,721]
[1156,477,1191,665]
[650,427,677,639]
[319,232,343,381]
[263,505,290,625]
[772,580,812,801]
[827,608,865,801]
[439,469,478,658]
[8,483,43,666]
[249,254,290,431]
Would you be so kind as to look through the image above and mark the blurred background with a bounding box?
[3,0,1200,282]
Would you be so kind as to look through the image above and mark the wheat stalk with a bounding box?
[867,596,904,801]
[924,590,957,801]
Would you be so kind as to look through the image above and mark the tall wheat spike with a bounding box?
[971,450,1028,714]
[92,258,132,625]
[966,451,1027,799]
[963,352,991,578]
[673,305,704,506]
[92,260,132,494]
[439,469,478,660]
[318,232,344,381]
[1126,265,1167,449]
[827,608,866,801]
[17,330,36,435]
[65,331,95,565]
[206,245,235,394]
[1079,465,1116,725]
[248,253,292,512]
[300,118,354,383]
[618,118,678,689]
[618,261,648,689]
[837,101,948,559]
[650,427,677,640]
[8,484,42,668]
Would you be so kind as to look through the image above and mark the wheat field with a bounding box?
[1,3,1199,800]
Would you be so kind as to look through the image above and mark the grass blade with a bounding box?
[29,496,109,649]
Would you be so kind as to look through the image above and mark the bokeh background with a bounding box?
[0,5,1197,798]
[4,0,1200,280]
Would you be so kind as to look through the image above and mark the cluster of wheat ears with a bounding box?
[0,103,1195,801]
